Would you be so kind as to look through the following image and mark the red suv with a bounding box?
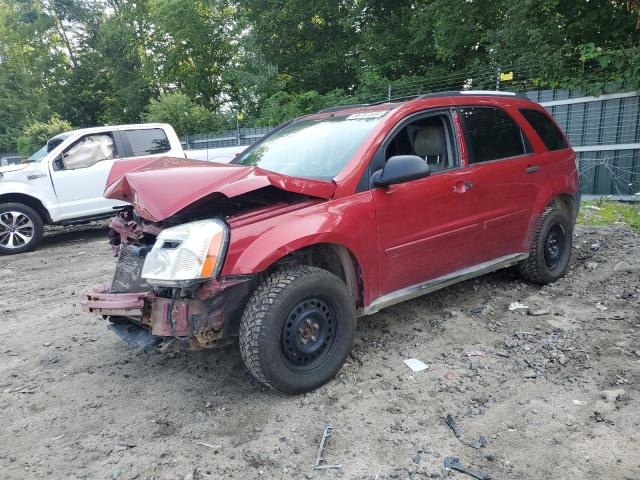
[81,91,580,394]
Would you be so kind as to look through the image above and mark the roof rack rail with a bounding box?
[316,103,371,114]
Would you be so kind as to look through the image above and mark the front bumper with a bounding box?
[81,279,253,350]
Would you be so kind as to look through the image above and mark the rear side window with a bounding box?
[520,108,568,151]
[459,107,526,163]
[126,128,171,156]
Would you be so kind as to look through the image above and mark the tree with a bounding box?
[143,92,230,136]
[16,115,73,157]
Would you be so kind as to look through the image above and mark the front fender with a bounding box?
[0,181,56,212]
[221,192,380,304]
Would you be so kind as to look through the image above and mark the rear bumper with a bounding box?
[81,279,254,349]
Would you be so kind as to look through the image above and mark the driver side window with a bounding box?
[61,134,116,170]
[385,114,457,173]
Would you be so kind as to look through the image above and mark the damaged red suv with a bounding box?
[82,91,580,394]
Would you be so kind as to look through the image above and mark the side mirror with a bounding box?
[372,155,430,187]
[53,155,64,171]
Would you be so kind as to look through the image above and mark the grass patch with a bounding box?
[577,198,640,234]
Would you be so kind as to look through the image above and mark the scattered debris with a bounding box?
[590,243,600,251]
[586,205,602,211]
[508,302,529,311]
[314,425,341,470]
[444,456,491,480]
[196,442,222,451]
[403,358,429,372]
[572,400,588,406]
[465,350,487,357]
[445,415,486,449]
[528,309,550,316]
[615,374,630,385]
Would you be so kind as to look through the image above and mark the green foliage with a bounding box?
[16,115,73,157]
[578,199,640,234]
[0,0,639,148]
[256,90,351,126]
[143,92,231,136]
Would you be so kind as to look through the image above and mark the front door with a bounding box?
[49,131,124,220]
[371,111,479,297]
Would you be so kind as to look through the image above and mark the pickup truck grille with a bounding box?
[110,244,151,294]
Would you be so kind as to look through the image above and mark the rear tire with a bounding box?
[519,208,573,284]
[0,203,44,255]
[239,266,356,394]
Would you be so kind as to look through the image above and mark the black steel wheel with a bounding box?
[239,266,356,394]
[280,297,338,372]
[519,207,573,284]
[543,223,566,270]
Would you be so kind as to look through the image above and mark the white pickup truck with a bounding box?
[0,123,184,255]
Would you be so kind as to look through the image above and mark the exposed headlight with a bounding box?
[141,219,228,287]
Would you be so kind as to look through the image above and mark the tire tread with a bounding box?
[239,265,334,391]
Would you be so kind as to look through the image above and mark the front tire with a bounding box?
[239,266,356,394]
[0,203,44,255]
[519,207,573,284]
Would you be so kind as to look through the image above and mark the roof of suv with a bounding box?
[312,90,534,118]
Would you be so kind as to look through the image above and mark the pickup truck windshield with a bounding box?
[27,133,71,163]
[234,112,387,179]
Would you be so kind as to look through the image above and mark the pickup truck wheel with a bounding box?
[519,208,573,284]
[239,266,356,394]
[0,203,44,255]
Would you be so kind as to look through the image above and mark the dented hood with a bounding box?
[104,156,336,222]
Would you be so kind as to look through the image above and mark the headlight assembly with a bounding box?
[141,219,228,287]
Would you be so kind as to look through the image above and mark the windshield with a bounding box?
[26,133,71,163]
[234,112,387,179]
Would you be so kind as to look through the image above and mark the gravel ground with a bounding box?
[0,222,639,480]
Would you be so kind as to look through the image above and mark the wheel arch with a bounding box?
[263,242,364,307]
[0,193,51,223]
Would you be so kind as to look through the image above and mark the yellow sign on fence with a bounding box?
[500,71,514,81]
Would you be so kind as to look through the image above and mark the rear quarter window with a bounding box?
[519,108,568,151]
[459,106,526,163]
[125,128,171,156]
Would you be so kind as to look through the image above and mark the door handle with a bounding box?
[525,165,540,173]
[452,181,473,193]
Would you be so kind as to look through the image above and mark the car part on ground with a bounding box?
[444,457,491,480]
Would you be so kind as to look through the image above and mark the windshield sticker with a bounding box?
[346,111,389,120]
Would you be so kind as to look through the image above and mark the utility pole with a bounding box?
[496,66,501,91]
[388,83,392,101]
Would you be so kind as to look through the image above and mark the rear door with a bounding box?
[120,127,177,161]
[371,110,479,297]
[458,106,548,263]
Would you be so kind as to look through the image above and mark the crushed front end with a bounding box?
[81,208,255,351]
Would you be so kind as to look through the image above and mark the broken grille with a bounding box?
[110,244,151,294]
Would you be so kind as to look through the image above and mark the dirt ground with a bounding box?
[1,221,639,480]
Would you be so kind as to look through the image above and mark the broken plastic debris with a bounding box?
[466,350,487,357]
[403,358,429,372]
[508,302,529,311]
[572,400,588,406]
